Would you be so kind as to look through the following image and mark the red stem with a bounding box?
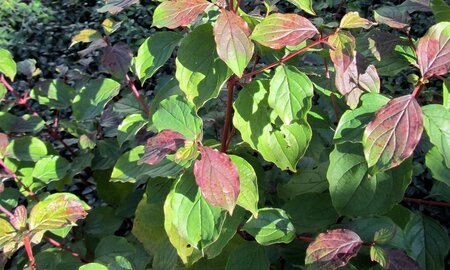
[126,74,150,117]
[0,204,14,221]
[220,76,236,152]
[403,197,450,208]
[240,32,335,80]
[234,0,241,12]
[412,80,425,98]
[23,235,36,269]
[0,159,39,201]
[44,236,91,263]
[296,235,314,242]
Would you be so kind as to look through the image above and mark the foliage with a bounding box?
[0,0,450,269]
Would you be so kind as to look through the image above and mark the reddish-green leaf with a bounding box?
[11,205,27,230]
[329,31,356,73]
[417,22,450,79]
[193,146,240,214]
[374,7,411,30]
[214,10,254,77]
[0,133,8,158]
[152,0,213,29]
[250,13,318,49]
[139,130,186,165]
[340,12,373,29]
[386,249,421,270]
[102,43,133,79]
[305,229,363,270]
[363,95,423,171]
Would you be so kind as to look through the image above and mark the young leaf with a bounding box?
[139,130,186,165]
[340,12,373,29]
[11,205,27,231]
[229,155,259,217]
[328,31,356,73]
[194,146,240,214]
[370,245,388,268]
[134,32,182,83]
[422,105,450,167]
[374,7,411,30]
[305,229,363,270]
[286,0,316,15]
[176,23,232,108]
[363,95,423,171]
[373,227,397,244]
[97,0,139,14]
[268,65,314,125]
[214,10,254,77]
[152,0,213,29]
[0,48,16,81]
[102,43,133,79]
[152,96,203,141]
[243,208,296,245]
[250,13,318,49]
[28,193,89,232]
[417,22,450,79]
[385,249,422,270]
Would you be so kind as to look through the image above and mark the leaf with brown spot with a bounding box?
[139,130,186,165]
[152,0,213,29]
[193,146,240,214]
[305,229,363,270]
[417,22,450,79]
[250,13,319,49]
[363,95,423,171]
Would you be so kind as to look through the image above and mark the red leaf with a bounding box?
[363,95,423,171]
[152,0,213,29]
[250,13,319,49]
[417,22,450,79]
[386,249,421,270]
[329,31,356,73]
[305,229,363,270]
[139,130,186,165]
[11,205,27,230]
[193,146,240,214]
[0,133,8,157]
[102,43,133,79]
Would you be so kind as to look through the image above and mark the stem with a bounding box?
[406,31,416,51]
[23,235,36,270]
[333,0,345,20]
[220,76,236,153]
[44,236,91,263]
[296,235,314,242]
[0,159,39,201]
[126,74,150,117]
[412,80,425,98]
[0,75,76,157]
[0,204,14,220]
[234,0,241,12]
[403,197,450,208]
[330,93,341,122]
[240,32,335,80]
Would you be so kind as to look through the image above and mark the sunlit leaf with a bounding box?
[102,18,122,35]
[229,155,259,217]
[70,29,102,47]
[152,0,213,29]
[5,136,48,162]
[328,31,356,72]
[0,218,16,248]
[286,0,316,15]
[363,95,423,171]
[0,48,16,81]
[305,229,363,270]
[250,13,318,49]
[417,22,450,79]
[11,205,27,230]
[97,0,139,14]
[340,12,373,29]
[194,146,240,214]
[139,130,186,165]
[425,147,450,187]
[214,10,254,77]
[422,105,450,167]
[370,245,388,268]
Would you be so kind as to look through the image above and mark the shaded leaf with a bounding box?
[102,18,122,35]
[374,7,411,30]
[417,22,450,78]
[425,147,450,187]
[152,0,213,29]
[70,29,102,47]
[0,112,44,134]
[363,95,423,171]
[225,242,270,270]
[431,0,450,22]
[30,79,76,109]
[0,48,16,81]
[329,31,356,73]
[386,249,421,270]
[214,10,254,77]
[340,12,373,29]
[305,229,363,270]
[250,13,318,49]
[97,0,139,14]
[286,0,316,15]
[117,114,148,146]
[102,43,133,79]
[370,246,388,268]
[139,130,186,165]
[5,136,47,162]
[194,146,240,214]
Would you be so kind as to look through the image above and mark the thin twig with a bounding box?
[220,76,236,152]
[0,159,39,201]
[403,197,450,208]
[126,74,150,117]
[44,236,91,263]
[296,235,314,242]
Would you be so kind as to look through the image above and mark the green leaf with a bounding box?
[152,96,202,141]
[0,84,6,99]
[30,79,76,109]
[340,12,373,29]
[72,78,121,121]
[97,0,139,14]
[0,218,15,248]
[70,29,102,47]
[0,48,16,80]
[28,193,88,232]
[327,143,412,216]
[328,31,356,72]
[111,146,184,183]
[84,206,122,237]
[0,112,44,134]
[229,155,259,217]
[152,0,212,29]
[233,80,311,171]
[102,18,122,35]
[370,245,388,268]
[94,170,133,206]
[422,104,450,167]
[80,263,109,270]
[135,32,182,83]
[269,65,313,125]
[243,207,296,245]
[405,214,450,270]
[176,23,231,108]
[225,242,270,270]
[286,0,316,15]
[152,241,178,270]
[283,193,338,234]
[0,187,20,212]
[5,136,48,162]
[425,147,450,187]
[334,93,390,144]
[117,114,148,147]
[169,170,227,250]
[213,10,254,77]
[32,155,70,183]
[443,78,450,109]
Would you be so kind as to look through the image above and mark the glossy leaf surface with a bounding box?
[417,22,450,78]
[152,0,212,29]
